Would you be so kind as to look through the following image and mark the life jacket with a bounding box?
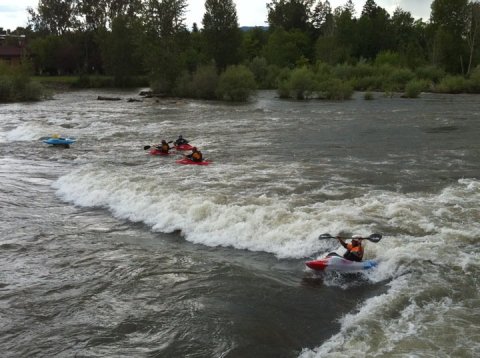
[161,143,169,153]
[344,243,364,262]
[191,151,202,162]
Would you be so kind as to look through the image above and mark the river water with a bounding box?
[1,89,479,357]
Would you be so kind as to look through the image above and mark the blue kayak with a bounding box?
[43,137,76,146]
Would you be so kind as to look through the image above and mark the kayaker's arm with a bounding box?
[336,236,348,248]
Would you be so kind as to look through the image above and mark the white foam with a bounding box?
[53,167,480,264]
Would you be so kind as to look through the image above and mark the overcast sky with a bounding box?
[0,0,432,32]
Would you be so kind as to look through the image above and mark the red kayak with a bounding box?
[176,158,211,165]
[306,255,377,272]
[174,144,194,151]
[149,148,172,156]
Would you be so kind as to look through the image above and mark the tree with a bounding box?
[27,0,79,35]
[430,0,469,73]
[355,0,392,59]
[142,0,189,92]
[267,0,315,32]
[202,0,242,70]
[242,27,268,61]
[465,1,480,74]
[312,0,334,36]
[99,16,143,86]
[263,28,311,67]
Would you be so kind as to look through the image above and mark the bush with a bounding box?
[248,57,269,89]
[467,65,480,93]
[0,70,45,102]
[216,65,256,102]
[318,79,353,100]
[403,80,429,98]
[352,75,383,91]
[435,75,467,93]
[375,50,403,67]
[364,91,374,100]
[387,68,415,90]
[0,76,13,101]
[415,65,445,83]
[284,67,317,99]
[191,65,219,99]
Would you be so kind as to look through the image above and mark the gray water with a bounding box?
[1,90,479,357]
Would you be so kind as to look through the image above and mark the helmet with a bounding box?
[352,235,362,243]
[192,147,197,151]
[161,140,166,143]
[179,135,183,138]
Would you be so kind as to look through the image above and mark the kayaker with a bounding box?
[186,147,203,162]
[174,135,189,146]
[156,140,170,153]
[336,235,364,262]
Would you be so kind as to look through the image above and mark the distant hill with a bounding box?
[240,26,268,32]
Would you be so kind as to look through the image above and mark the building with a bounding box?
[0,30,27,66]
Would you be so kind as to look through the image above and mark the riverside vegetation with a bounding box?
[2,0,480,103]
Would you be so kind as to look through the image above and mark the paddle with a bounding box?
[318,233,383,243]
[144,141,173,150]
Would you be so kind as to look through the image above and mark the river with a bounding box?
[1,89,479,357]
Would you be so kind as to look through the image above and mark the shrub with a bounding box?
[21,81,44,101]
[364,91,374,100]
[352,75,383,91]
[435,75,467,93]
[318,79,353,100]
[0,76,13,101]
[415,65,445,83]
[216,65,256,102]
[467,65,480,93]
[284,67,317,99]
[387,68,415,90]
[248,57,269,89]
[0,70,45,102]
[375,50,403,67]
[403,80,429,98]
[190,65,218,99]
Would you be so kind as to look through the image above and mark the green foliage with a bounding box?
[267,0,315,32]
[403,79,429,98]
[352,75,383,91]
[248,57,269,89]
[278,67,317,99]
[317,78,354,100]
[364,91,374,100]
[467,65,480,92]
[435,75,467,93]
[415,65,446,83]
[216,65,256,101]
[263,28,311,68]
[387,68,415,89]
[174,64,219,99]
[99,16,144,87]
[0,62,45,102]
[202,0,242,70]
[375,51,403,67]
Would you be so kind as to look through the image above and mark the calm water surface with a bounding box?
[1,90,479,357]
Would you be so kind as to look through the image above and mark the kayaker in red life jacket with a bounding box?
[155,140,170,153]
[186,147,203,162]
[336,236,364,262]
[174,135,189,146]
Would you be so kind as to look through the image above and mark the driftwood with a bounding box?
[97,96,121,101]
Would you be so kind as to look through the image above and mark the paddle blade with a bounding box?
[367,233,382,243]
[144,145,151,150]
[318,233,334,240]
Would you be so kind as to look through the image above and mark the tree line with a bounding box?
[4,0,480,101]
